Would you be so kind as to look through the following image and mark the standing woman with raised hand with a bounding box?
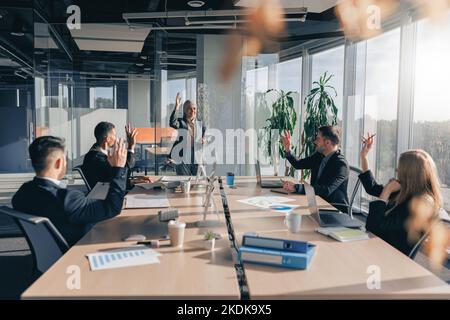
[168,92,206,176]
[359,133,447,260]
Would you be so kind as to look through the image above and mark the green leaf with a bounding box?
[300,71,339,158]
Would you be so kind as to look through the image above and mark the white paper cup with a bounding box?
[168,220,186,247]
[180,181,191,193]
[284,213,302,233]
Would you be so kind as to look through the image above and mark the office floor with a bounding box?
[0,173,448,299]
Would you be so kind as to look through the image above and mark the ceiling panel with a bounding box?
[235,0,337,13]
[69,23,151,52]
[74,38,146,52]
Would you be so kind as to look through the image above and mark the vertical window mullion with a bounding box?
[396,15,417,156]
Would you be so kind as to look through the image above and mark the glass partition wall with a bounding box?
[0,6,34,173]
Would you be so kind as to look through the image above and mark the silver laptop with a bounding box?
[304,181,363,228]
[255,160,283,188]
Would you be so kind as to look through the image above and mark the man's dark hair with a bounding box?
[318,125,341,146]
[29,136,65,174]
[94,122,115,145]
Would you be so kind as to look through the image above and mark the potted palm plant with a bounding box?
[301,71,338,179]
[259,89,298,176]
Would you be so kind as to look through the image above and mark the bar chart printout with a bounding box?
[86,245,161,271]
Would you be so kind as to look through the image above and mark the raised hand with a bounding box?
[175,92,182,109]
[280,131,291,152]
[125,123,138,151]
[107,138,127,168]
[361,133,376,158]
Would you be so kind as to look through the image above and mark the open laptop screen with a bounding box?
[304,182,319,215]
[255,160,262,186]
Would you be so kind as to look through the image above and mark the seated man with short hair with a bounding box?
[281,126,350,213]
[82,122,150,189]
[12,136,128,246]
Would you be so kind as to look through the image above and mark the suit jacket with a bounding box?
[169,107,206,161]
[12,167,127,246]
[82,144,135,189]
[359,170,415,255]
[286,150,349,212]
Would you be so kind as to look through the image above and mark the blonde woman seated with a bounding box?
[359,133,445,257]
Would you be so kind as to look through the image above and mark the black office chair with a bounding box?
[160,136,175,148]
[73,165,91,192]
[347,166,363,219]
[327,166,364,219]
[0,206,69,275]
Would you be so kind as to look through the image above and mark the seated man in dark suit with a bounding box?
[12,136,128,246]
[281,126,350,213]
[82,122,150,189]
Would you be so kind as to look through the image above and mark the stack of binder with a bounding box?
[238,235,316,269]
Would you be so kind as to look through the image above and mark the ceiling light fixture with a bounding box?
[136,63,144,67]
[188,1,205,8]
[11,31,25,37]
[11,18,25,37]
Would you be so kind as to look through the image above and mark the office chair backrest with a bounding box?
[160,136,175,148]
[73,165,91,192]
[347,166,363,218]
[0,206,69,274]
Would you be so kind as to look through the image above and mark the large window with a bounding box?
[362,28,401,184]
[276,57,302,93]
[412,13,450,210]
[167,77,197,118]
[311,46,345,120]
[276,57,302,175]
[89,86,114,109]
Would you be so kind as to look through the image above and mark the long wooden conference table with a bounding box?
[21,177,450,299]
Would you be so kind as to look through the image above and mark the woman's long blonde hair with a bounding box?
[395,149,442,213]
[396,150,449,268]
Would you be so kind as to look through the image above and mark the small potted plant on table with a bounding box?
[202,230,216,250]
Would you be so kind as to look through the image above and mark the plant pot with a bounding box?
[201,238,215,250]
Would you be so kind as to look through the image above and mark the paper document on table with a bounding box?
[161,176,191,182]
[86,245,161,271]
[316,227,369,242]
[238,196,296,209]
[125,194,170,208]
[87,182,110,200]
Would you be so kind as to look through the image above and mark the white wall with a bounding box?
[128,78,151,127]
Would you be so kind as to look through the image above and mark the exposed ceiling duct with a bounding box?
[123,8,308,30]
